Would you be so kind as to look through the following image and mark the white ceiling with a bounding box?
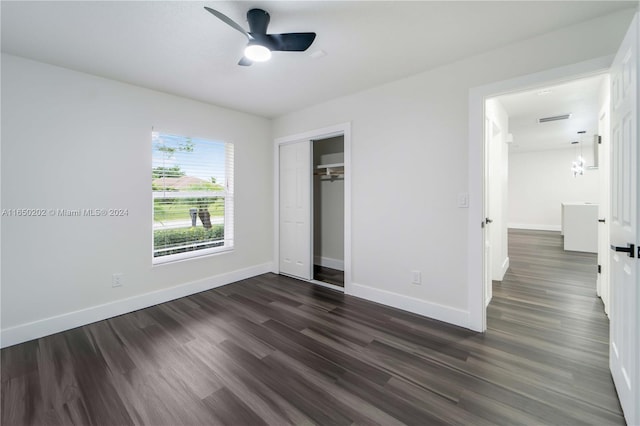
[1,1,636,118]
[496,74,605,152]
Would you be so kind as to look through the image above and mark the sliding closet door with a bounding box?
[279,141,312,280]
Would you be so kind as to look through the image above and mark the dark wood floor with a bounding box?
[1,230,623,425]
[313,265,344,287]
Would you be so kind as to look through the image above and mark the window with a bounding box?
[152,132,234,263]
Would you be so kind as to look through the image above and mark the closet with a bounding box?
[312,136,345,287]
[278,134,345,289]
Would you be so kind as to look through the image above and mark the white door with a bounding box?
[279,141,312,280]
[609,13,639,426]
[484,118,493,306]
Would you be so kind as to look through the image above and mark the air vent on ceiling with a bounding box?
[538,113,571,123]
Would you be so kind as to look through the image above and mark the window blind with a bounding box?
[152,132,234,263]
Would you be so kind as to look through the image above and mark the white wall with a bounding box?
[313,136,344,270]
[485,99,509,281]
[273,9,632,328]
[509,147,600,230]
[1,54,273,346]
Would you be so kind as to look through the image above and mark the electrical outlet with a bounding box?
[112,273,123,288]
[411,270,422,285]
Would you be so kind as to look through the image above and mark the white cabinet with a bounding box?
[561,202,599,253]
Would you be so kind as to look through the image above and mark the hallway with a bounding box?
[477,229,624,424]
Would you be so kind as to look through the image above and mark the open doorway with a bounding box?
[312,136,345,288]
[477,70,633,423]
[467,56,614,332]
[484,73,609,314]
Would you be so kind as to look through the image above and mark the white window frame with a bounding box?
[152,132,234,265]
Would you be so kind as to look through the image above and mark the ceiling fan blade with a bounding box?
[267,33,317,52]
[246,9,270,35]
[204,7,250,39]
[238,57,253,66]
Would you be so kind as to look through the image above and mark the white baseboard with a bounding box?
[485,294,492,307]
[347,282,471,330]
[0,262,273,349]
[313,256,344,271]
[494,256,510,281]
[508,223,561,232]
[502,256,510,273]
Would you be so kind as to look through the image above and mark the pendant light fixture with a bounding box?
[571,131,586,177]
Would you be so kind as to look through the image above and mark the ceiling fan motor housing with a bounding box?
[247,9,270,35]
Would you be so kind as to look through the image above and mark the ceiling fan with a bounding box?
[204,7,316,66]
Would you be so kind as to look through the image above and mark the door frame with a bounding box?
[597,91,612,315]
[273,122,352,293]
[467,55,613,332]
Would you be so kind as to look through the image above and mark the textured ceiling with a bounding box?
[1,1,636,118]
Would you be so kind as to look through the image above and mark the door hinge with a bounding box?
[597,264,601,274]
[597,135,602,144]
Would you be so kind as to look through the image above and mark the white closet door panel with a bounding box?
[279,141,311,280]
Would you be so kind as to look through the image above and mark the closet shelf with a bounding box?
[314,163,344,177]
[316,162,344,169]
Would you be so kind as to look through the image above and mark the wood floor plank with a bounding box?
[336,371,449,426]
[262,348,406,426]
[313,265,345,287]
[186,339,310,426]
[202,386,267,426]
[1,229,625,425]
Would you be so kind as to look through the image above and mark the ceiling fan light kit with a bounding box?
[204,6,316,66]
[244,44,271,62]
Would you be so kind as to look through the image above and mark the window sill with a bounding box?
[152,245,234,266]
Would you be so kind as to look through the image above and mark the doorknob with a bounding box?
[610,243,635,258]
[485,218,493,224]
[598,218,606,223]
